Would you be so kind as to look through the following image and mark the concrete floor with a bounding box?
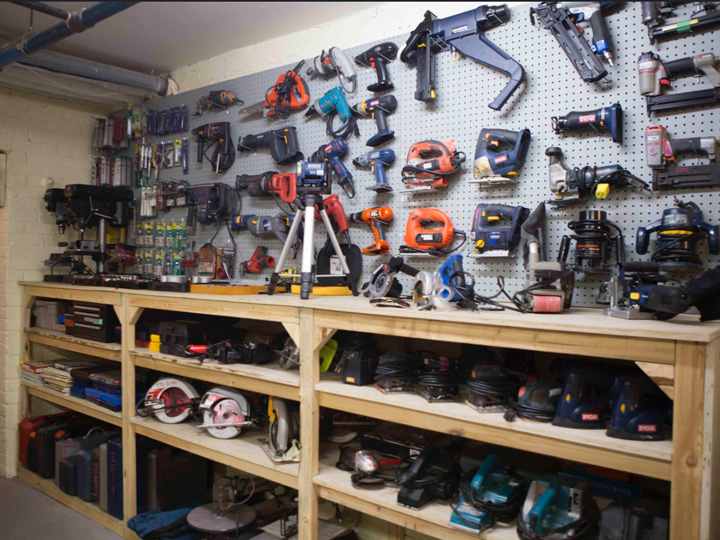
[0,476,123,540]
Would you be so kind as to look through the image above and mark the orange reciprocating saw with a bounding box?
[349,207,393,255]
[401,139,465,191]
[401,208,465,257]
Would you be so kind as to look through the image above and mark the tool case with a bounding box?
[18,413,72,467]
[55,429,117,483]
[158,320,205,354]
[72,302,119,343]
[58,455,81,495]
[76,449,98,502]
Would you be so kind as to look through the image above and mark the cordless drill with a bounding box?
[352,95,397,147]
[349,207,393,255]
[192,122,235,173]
[353,149,395,192]
[354,42,399,92]
[237,127,303,165]
[311,138,354,198]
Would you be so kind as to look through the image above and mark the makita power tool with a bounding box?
[472,128,531,185]
[469,204,529,258]
[552,103,622,143]
[645,125,720,190]
[401,140,465,193]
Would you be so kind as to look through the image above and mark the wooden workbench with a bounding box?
[17,282,720,540]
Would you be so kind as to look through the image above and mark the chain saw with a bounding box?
[194,90,243,116]
[259,397,301,462]
[401,140,465,193]
[142,377,200,424]
[470,204,529,258]
[471,128,531,185]
[197,386,252,439]
[400,208,466,258]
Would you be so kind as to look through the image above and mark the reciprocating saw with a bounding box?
[400,5,525,110]
[237,127,304,165]
[235,171,297,202]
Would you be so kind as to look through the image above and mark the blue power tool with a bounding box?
[552,368,613,429]
[438,254,467,303]
[450,454,527,534]
[353,148,395,192]
[519,474,598,540]
[311,138,354,198]
[607,376,667,441]
[305,86,352,122]
[552,103,622,143]
[469,204,529,258]
[472,128,531,185]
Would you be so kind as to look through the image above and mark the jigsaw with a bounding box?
[472,128,531,185]
[470,204,529,258]
[401,140,465,193]
[400,208,466,258]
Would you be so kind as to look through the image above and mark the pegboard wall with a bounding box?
[135,2,720,306]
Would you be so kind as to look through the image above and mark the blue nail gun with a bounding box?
[449,454,527,534]
[472,128,531,185]
[518,474,598,540]
[469,204,529,258]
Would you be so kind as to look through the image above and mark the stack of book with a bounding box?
[42,361,97,394]
[21,361,55,385]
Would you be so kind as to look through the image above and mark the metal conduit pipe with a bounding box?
[10,2,70,20]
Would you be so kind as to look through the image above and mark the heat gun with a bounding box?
[472,128,531,185]
[192,122,235,174]
[353,149,395,192]
[352,94,397,147]
[310,138,354,198]
[551,103,622,143]
[354,42,399,92]
[469,204,529,258]
[237,127,303,165]
[348,207,393,255]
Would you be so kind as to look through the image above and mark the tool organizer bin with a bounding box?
[14,282,720,540]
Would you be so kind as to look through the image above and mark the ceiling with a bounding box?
[0,2,383,74]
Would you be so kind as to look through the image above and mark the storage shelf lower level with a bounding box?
[24,380,122,427]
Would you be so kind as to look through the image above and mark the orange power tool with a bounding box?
[238,61,310,119]
[401,139,466,192]
[400,208,465,257]
[348,207,393,255]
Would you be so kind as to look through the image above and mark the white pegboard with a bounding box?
[137,2,720,306]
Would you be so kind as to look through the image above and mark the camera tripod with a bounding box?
[268,194,358,299]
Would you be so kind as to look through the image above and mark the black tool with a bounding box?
[504,378,562,422]
[396,444,459,510]
[546,147,649,204]
[361,256,420,299]
[607,376,667,441]
[469,204,529,258]
[637,200,719,272]
[354,42,399,92]
[400,5,525,110]
[530,2,611,83]
[472,128,531,185]
[642,1,720,43]
[552,103,622,143]
[192,183,241,225]
[237,127,303,165]
[638,51,720,116]
[558,211,624,273]
[194,90,243,116]
[192,122,235,173]
[352,95,397,147]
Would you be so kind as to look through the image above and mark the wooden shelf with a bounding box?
[314,455,517,540]
[316,378,672,481]
[131,348,300,401]
[131,415,299,489]
[21,282,122,305]
[26,327,121,362]
[24,380,122,427]
[17,465,125,536]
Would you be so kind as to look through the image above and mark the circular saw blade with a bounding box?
[203,397,245,439]
[154,386,194,424]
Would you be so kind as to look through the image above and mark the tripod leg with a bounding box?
[319,209,358,296]
[300,204,317,299]
[268,210,303,295]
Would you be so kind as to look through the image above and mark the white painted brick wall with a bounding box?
[0,87,107,478]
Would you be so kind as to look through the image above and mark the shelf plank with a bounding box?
[131,416,299,489]
[26,327,121,362]
[131,348,300,401]
[314,456,517,540]
[316,379,672,481]
[23,283,122,305]
[24,381,122,427]
[17,465,125,536]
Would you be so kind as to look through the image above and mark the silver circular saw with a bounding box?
[198,387,252,439]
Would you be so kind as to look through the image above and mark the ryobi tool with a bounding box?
[518,474,599,540]
[551,103,622,143]
[142,377,199,424]
[195,90,243,116]
[470,204,529,258]
[552,368,613,429]
[259,397,300,462]
[558,210,625,273]
[645,125,720,190]
[237,61,309,119]
[197,387,252,439]
[637,199,719,271]
[472,128,531,185]
[546,147,649,204]
[450,454,527,534]
[607,376,667,441]
[400,208,466,257]
[401,5,525,110]
[306,46,357,94]
[530,2,615,83]
[310,138,354,198]
[352,95,397,147]
[354,42,399,92]
[516,203,575,313]
[192,122,235,173]
[638,51,720,116]
[642,1,720,43]
[237,127,303,165]
[353,148,395,192]
[348,207,393,255]
[401,140,466,193]
[361,256,420,299]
